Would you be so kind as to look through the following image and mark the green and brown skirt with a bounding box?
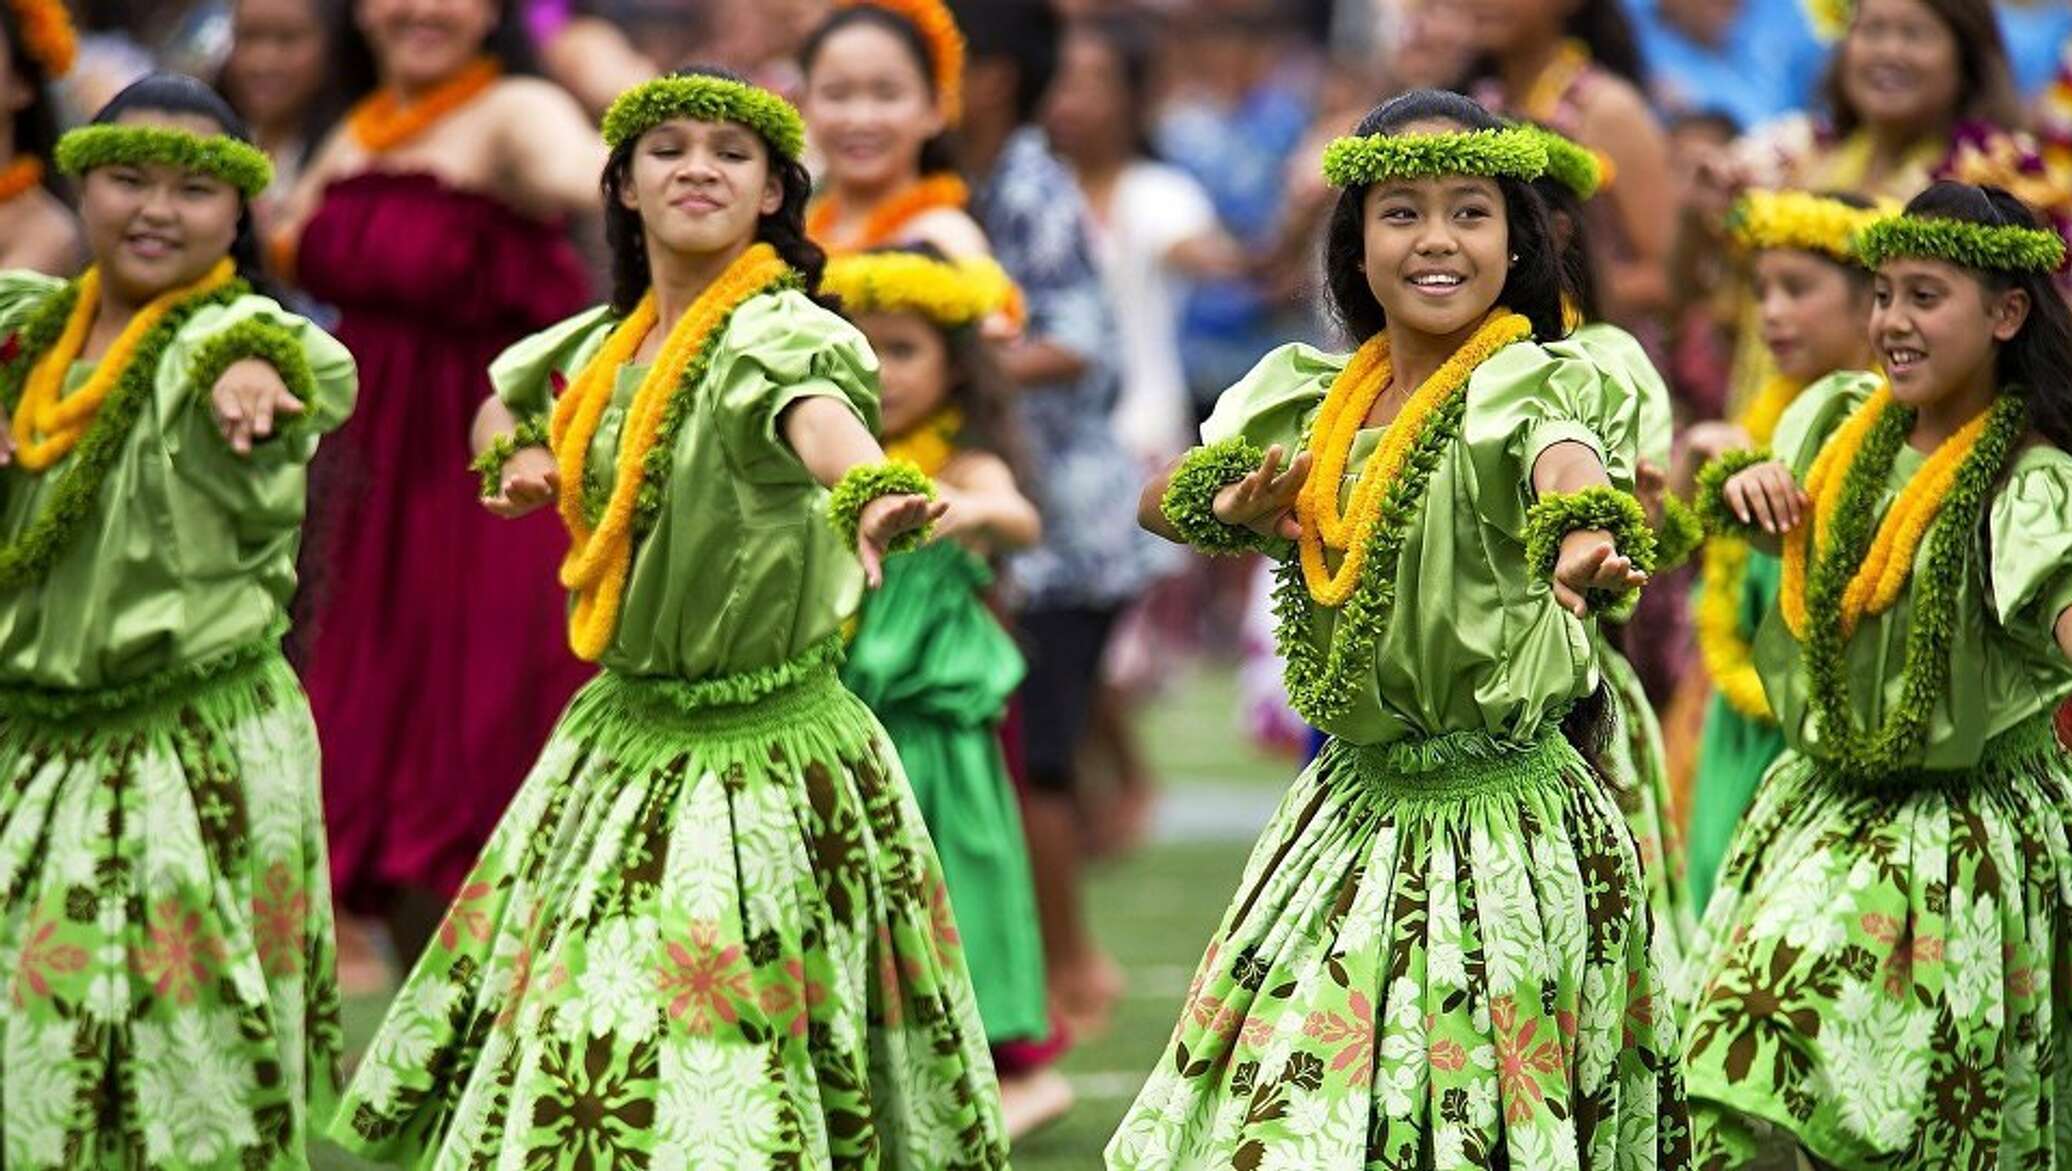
[0,646,343,1170]
[1107,728,1691,1170]
[328,649,1009,1169]
[1681,714,2072,1169]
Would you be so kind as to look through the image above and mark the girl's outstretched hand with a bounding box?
[211,358,304,455]
[1213,443,1311,541]
[1551,530,1649,619]
[485,447,559,519]
[857,492,949,588]
[1722,459,1806,535]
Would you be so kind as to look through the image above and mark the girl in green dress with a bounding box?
[0,74,357,1169]
[1682,182,2072,1169]
[1114,89,1690,1170]
[824,244,1071,1136]
[329,70,1009,1168]
[1679,190,1882,915]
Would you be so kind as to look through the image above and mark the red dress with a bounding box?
[296,171,593,912]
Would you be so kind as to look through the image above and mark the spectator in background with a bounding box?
[951,0,1158,1041]
[218,0,340,231]
[1154,1,1316,421]
[1628,0,1826,129]
[0,0,81,273]
[2000,0,2072,100]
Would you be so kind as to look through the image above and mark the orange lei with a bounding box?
[346,58,501,154]
[1295,312,1532,606]
[0,157,43,204]
[549,243,790,660]
[807,174,970,255]
[11,260,235,473]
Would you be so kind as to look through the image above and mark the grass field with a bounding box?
[313,663,1297,1169]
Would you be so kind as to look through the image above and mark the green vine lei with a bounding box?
[1694,447,1773,537]
[0,276,247,591]
[472,414,551,498]
[1160,436,1282,556]
[1799,392,2027,784]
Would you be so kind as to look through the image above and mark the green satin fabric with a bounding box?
[490,290,881,681]
[1202,338,1644,748]
[0,271,356,691]
[1559,322,1674,468]
[1754,371,2072,770]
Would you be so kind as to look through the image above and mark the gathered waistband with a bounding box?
[1327,726,1585,801]
[0,635,284,724]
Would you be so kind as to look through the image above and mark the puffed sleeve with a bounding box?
[487,304,618,420]
[1462,340,1640,541]
[1552,322,1673,468]
[710,290,882,485]
[1988,448,2072,647]
[1769,369,1881,478]
[1198,342,1340,454]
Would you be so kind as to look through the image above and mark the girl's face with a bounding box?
[1840,0,1961,134]
[1462,0,1567,57]
[802,22,941,194]
[1360,123,1512,341]
[855,308,950,438]
[621,118,782,262]
[355,0,497,93]
[1753,249,1872,384]
[81,111,244,306]
[1043,29,1129,162]
[1871,257,2027,407]
[226,0,328,131]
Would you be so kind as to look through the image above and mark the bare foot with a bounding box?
[1048,950,1125,1042]
[1000,1068,1075,1141]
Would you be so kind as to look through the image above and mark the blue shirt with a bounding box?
[1628,0,1827,130]
[2000,4,2072,99]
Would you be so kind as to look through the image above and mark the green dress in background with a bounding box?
[1108,340,1690,1170]
[841,537,1048,1047]
[0,271,357,1169]
[1685,554,1786,911]
[1681,372,2072,1169]
[329,291,1009,1169]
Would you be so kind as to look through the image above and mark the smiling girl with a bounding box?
[1681,182,2072,1168]
[1113,89,1688,1170]
[330,69,1008,1168]
[0,73,357,1169]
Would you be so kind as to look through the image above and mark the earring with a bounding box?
[1510,253,1520,264]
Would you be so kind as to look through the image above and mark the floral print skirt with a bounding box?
[1603,645,1695,974]
[1107,729,1691,1170]
[0,650,343,1170]
[328,663,1009,1170]
[1681,714,2072,1169]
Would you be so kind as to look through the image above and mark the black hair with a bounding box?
[1897,182,2072,452]
[859,242,1035,486]
[1067,12,1160,160]
[1820,0,2019,137]
[949,0,1060,125]
[1321,90,1568,345]
[1527,153,1602,326]
[330,0,538,108]
[799,6,959,177]
[89,73,276,295]
[1,4,61,178]
[601,66,828,316]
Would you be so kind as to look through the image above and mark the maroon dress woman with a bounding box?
[278,0,607,951]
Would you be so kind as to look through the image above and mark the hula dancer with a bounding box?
[329,71,1008,1167]
[1115,89,1689,1169]
[1679,189,1884,912]
[0,75,356,1167]
[825,244,1073,1135]
[1681,182,2072,1168]
[1526,122,1699,969]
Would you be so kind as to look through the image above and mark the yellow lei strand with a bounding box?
[1296,311,1531,607]
[1697,373,1803,719]
[883,405,962,477]
[11,259,235,472]
[1780,383,1996,639]
[548,243,788,661]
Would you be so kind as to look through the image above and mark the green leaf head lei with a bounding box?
[1853,212,2068,276]
[1514,124,1604,200]
[1321,127,1548,189]
[55,124,274,198]
[600,73,808,161]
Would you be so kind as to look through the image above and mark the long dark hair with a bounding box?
[89,74,276,294]
[1322,89,1568,345]
[1897,183,2072,451]
[330,0,537,107]
[1528,160,1602,326]
[1820,0,2020,138]
[799,6,959,177]
[949,0,1061,124]
[601,66,827,315]
[1,5,61,175]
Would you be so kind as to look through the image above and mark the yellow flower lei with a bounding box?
[549,243,789,661]
[820,251,1016,328]
[1780,383,1998,639]
[882,405,962,476]
[1296,311,1532,606]
[1697,374,1802,718]
[1729,190,1890,261]
[11,259,235,472]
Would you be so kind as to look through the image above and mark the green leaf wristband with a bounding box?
[470,415,552,498]
[828,459,936,554]
[1655,492,1705,571]
[1161,437,1280,556]
[1694,448,1773,537]
[186,319,317,445]
[1525,486,1658,613]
